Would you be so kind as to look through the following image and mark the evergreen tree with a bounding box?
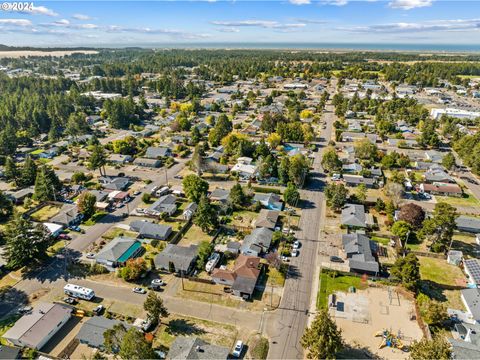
[19,155,37,187]
[391,253,420,292]
[301,309,343,359]
[88,144,107,176]
[119,327,157,360]
[0,191,13,221]
[229,183,247,209]
[321,147,342,173]
[409,336,451,360]
[34,165,62,201]
[193,195,218,233]
[283,183,300,206]
[4,214,50,269]
[182,174,209,203]
[143,291,169,326]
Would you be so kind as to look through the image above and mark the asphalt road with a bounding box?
[0,160,186,318]
[265,103,335,360]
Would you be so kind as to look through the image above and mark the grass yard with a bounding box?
[83,211,108,226]
[154,314,239,350]
[102,227,138,240]
[451,233,478,258]
[47,240,66,256]
[0,314,21,345]
[230,210,259,228]
[418,256,465,287]
[266,267,286,287]
[317,271,368,309]
[179,225,213,246]
[30,204,61,222]
[435,193,480,208]
[371,236,390,246]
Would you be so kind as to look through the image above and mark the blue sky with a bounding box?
[0,1,479,46]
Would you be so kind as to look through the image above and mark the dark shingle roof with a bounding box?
[167,336,229,360]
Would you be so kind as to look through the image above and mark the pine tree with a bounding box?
[4,156,18,185]
[34,165,61,201]
[0,191,13,221]
[301,309,343,359]
[4,214,50,269]
[88,144,107,176]
[143,291,169,326]
[19,155,37,187]
[193,195,218,233]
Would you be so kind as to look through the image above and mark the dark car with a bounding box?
[93,305,104,315]
[64,297,77,305]
[330,256,344,263]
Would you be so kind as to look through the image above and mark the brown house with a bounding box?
[211,255,262,299]
[420,183,462,197]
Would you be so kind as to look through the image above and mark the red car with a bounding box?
[58,234,72,240]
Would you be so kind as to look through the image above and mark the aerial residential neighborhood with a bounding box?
[1,1,480,360]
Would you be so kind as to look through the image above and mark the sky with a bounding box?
[0,0,479,47]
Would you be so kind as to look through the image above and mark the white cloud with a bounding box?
[289,0,311,5]
[389,0,433,10]
[211,20,306,30]
[0,19,32,26]
[72,14,91,20]
[105,25,211,39]
[20,5,58,16]
[216,27,240,33]
[40,19,70,27]
[76,23,98,29]
[322,0,348,6]
[342,18,480,33]
[294,18,327,24]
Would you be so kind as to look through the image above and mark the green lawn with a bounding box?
[435,193,480,208]
[266,266,286,287]
[30,149,44,155]
[47,240,66,256]
[418,256,464,287]
[230,210,259,228]
[0,314,21,345]
[371,236,390,246]
[179,225,213,245]
[102,227,138,240]
[30,205,61,222]
[83,211,108,226]
[317,271,368,309]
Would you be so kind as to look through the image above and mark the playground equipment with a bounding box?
[374,329,408,351]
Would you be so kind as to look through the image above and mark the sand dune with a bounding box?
[0,50,98,58]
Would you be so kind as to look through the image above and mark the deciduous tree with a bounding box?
[182,174,209,203]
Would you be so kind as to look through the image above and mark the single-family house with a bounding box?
[145,147,172,159]
[182,202,197,221]
[154,244,198,274]
[109,154,133,164]
[148,194,177,216]
[341,132,378,144]
[167,337,229,360]
[342,233,379,275]
[343,175,377,188]
[462,288,480,323]
[130,220,172,241]
[456,216,480,234]
[99,176,130,191]
[209,188,230,203]
[424,168,454,183]
[5,187,34,204]
[424,150,445,164]
[76,316,129,350]
[342,163,363,174]
[241,227,273,256]
[133,157,162,168]
[254,210,280,230]
[95,237,143,269]
[0,345,21,359]
[2,302,72,350]
[231,163,257,180]
[211,255,262,299]
[50,203,82,227]
[449,320,480,359]
[420,182,462,197]
[253,193,283,211]
[341,204,373,229]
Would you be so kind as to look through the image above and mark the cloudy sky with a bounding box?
[0,1,479,47]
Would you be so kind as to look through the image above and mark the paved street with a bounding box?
[0,161,186,318]
[265,102,335,359]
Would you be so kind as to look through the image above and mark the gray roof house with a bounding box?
[2,302,72,350]
[133,157,162,168]
[0,345,21,359]
[424,168,454,183]
[462,288,480,324]
[254,209,280,230]
[95,237,143,269]
[241,227,273,256]
[253,193,283,211]
[145,146,172,159]
[154,244,198,274]
[449,321,480,359]
[456,216,480,233]
[130,220,172,241]
[342,233,379,274]
[148,194,177,216]
[341,204,373,228]
[77,316,129,350]
[182,202,198,221]
[209,188,230,203]
[167,336,229,360]
[50,203,82,227]
[99,176,130,191]
[343,175,377,188]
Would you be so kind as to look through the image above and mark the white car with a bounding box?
[293,240,300,249]
[332,173,342,181]
[132,287,146,294]
[232,340,244,357]
[86,253,96,259]
[291,249,298,257]
[151,279,165,286]
[281,256,289,262]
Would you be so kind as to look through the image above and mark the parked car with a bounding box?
[293,240,300,249]
[86,253,96,259]
[93,305,104,315]
[17,306,33,315]
[291,249,298,257]
[232,340,244,358]
[64,297,77,305]
[133,287,147,294]
[151,279,165,286]
[174,175,183,179]
[281,256,289,262]
[58,234,71,240]
[133,191,141,196]
[330,256,344,263]
[332,173,342,181]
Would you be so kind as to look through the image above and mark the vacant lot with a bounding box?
[154,314,240,350]
[435,193,480,208]
[230,210,259,228]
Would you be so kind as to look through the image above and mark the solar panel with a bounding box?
[466,259,480,283]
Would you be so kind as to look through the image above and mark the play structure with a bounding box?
[374,329,408,351]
